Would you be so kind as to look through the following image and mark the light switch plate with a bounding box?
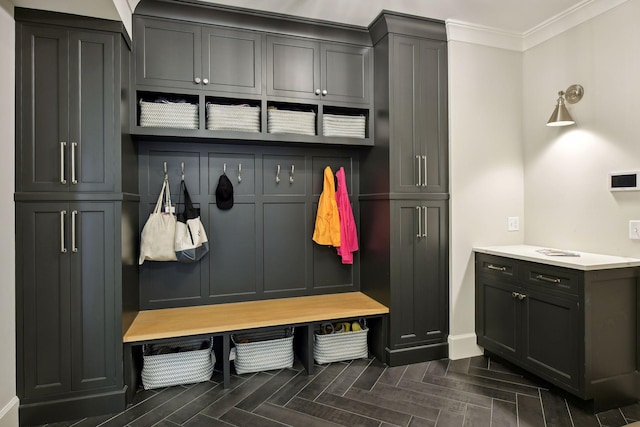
[629,220,640,239]
[508,216,520,231]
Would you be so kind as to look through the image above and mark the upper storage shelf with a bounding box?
[131,2,374,146]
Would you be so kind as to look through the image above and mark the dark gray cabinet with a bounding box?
[135,16,262,95]
[389,35,447,194]
[16,201,125,423]
[475,252,640,411]
[15,9,135,425]
[389,200,448,350]
[360,12,449,366]
[16,25,118,193]
[267,35,371,105]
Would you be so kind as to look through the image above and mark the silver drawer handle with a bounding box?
[60,141,67,184]
[71,142,78,184]
[422,206,427,237]
[71,210,78,253]
[60,210,67,253]
[422,155,427,187]
[536,274,561,284]
[416,155,421,187]
[416,206,421,238]
[487,264,506,271]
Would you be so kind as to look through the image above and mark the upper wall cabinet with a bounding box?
[135,17,262,95]
[16,25,119,193]
[266,36,371,105]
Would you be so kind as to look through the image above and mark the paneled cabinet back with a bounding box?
[137,141,360,309]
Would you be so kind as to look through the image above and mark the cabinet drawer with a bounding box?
[523,263,580,295]
[476,254,518,279]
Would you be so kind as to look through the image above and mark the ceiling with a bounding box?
[190,0,588,34]
[9,0,590,35]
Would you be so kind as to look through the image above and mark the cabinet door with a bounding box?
[321,43,370,105]
[521,288,581,391]
[69,202,119,391]
[475,276,520,360]
[69,31,117,192]
[390,35,447,194]
[389,200,448,349]
[203,26,262,95]
[18,25,69,192]
[18,202,72,399]
[135,17,201,90]
[267,36,320,99]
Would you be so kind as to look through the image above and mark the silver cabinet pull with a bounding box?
[321,89,328,96]
[60,210,67,253]
[536,274,561,284]
[202,78,209,85]
[60,142,67,184]
[289,165,295,184]
[315,89,321,95]
[487,264,507,271]
[71,210,78,253]
[416,206,421,238]
[422,155,427,187]
[422,206,427,237]
[517,293,527,300]
[416,155,421,187]
[512,291,519,298]
[238,163,242,183]
[71,142,78,184]
[194,77,201,84]
[275,164,281,183]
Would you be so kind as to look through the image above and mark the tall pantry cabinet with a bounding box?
[360,12,449,366]
[14,9,138,425]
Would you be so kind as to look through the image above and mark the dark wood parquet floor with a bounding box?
[39,355,640,427]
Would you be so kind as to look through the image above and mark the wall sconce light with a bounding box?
[546,84,584,127]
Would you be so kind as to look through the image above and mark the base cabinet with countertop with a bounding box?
[475,246,640,411]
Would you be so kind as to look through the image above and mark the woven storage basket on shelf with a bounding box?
[141,338,215,390]
[206,103,260,132]
[322,114,366,138]
[139,100,198,129]
[232,328,294,374]
[267,109,316,136]
[314,327,369,364]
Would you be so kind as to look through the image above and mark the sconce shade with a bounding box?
[546,84,583,127]
[547,97,575,127]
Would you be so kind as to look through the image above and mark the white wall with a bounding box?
[523,0,640,256]
[447,40,525,358]
[0,1,17,426]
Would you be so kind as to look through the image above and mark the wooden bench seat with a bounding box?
[122,292,388,400]
[124,292,388,343]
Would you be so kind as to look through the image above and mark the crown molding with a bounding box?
[447,0,629,52]
[446,19,523,51]
[523,0,630,50]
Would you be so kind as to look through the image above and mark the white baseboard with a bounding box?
[0,396,19,427]
[448,333,484,360]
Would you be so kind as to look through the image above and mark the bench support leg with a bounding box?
[222,333,230,388]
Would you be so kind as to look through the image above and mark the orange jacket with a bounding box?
[312,166,341,246]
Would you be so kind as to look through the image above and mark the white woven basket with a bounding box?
[322,114,366,138]
[206,103,260,132]
[139,100,199,129]
[314,328,368,364]
[141,338,215,390]
[232,328,294,374]
[267,109,316,135]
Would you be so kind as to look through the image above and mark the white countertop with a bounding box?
[473,245,640,270]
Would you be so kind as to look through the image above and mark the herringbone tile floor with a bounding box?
[40,355,640,427]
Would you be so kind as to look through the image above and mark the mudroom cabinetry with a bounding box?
[135,16,263,95]
[359,12,449,366]
[14,9,136,425]
[15,24,119,193]
[475,246,640,411]
[267,35,371,105]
